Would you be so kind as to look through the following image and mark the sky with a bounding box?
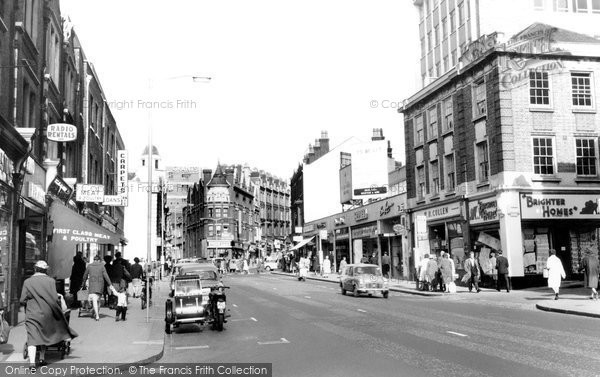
[60,0,420,179]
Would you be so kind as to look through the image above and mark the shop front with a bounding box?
[412,199,466,272]
[333,226,350,270]
[468,195,501,285]
[351,221,379,264]
[0,182,13,315]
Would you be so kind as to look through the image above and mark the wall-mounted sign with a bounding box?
[0,151,13,186]
[520,193,600,219]
[47,176,73,204]
[414,202,462,222]
[102,195,125,206]
[469,197,499,225]
[354,186,387,196]
[303,224,315,233]
[27,182,46,205]
[319,229,328,239]
[354,208,369,222]
[117,150,128,201]
[47,123,77,142]
[351,224,378,239]
[207,240,232,248]
[75,184,104,202]
[293,235,303,242]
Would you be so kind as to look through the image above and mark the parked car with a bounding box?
[263,259,278,271]
[339,264,389,298]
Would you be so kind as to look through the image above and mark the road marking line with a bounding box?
[175,345,209,350]
[446,331,468,337]
[232,304,238,308]
[304,296,311,299]
[257,338,290,345]
[251,317,257,322]
[132,340,163,345]
[273,288,277,290]
[357,309,367,313]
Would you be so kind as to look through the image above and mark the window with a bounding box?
[445,153,456,191]
[449,10,456,33]
[417,166,426,200]
[208,208,213,217]
[434,24,440,46]
[442,17,448,39]
[575,0,588,12]
[533,138,554,175]
[428,106,438,139]
[476,141,490,182]
[23,0,39,45]
[154,159,158,169]
[451,49,457,66]
[458,2,465,24]
[215,208,221,218]
[420,37,426,56]
[208,225,214,237]
[473,80,487,116]
[427,31,432,50]
[593,0,600,12]
[571,72,593,107]
[430,161,440,195]
[443,97,453,131]
[142,159,145,167]
[414,115,424,144]
[534,0,545,10]
[529,71,550,106]
[443,56,449,72]
[576,138,597,176]
[554,0,569,11]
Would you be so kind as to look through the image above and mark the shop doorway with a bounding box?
[553,228,573,277]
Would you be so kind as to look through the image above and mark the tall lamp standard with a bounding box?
[146,75,211,322]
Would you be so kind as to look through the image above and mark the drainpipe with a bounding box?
[12,23,22,125]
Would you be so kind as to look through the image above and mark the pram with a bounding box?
[24,294,71,362]
[77,289,95,318]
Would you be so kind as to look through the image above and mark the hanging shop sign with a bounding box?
[75,184,104,203]
[117,150,128,200]
[468,197,499,225]
[520,193,600,219]
[102,195,126,206]
[47,123,77,142]
[47,176,73,204]
[0,151,13,186]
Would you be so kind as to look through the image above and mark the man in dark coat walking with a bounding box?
[496,249,511,292]
[21,261,78,366]
[69,252,86,308]
[579,251,599,300]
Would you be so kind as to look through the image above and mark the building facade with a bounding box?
[402,23,600,286]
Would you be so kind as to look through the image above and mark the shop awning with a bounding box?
[48,201,121,279]
[289,236,315,251]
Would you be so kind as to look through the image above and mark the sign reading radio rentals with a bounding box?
[47,123,77,142]
[520,193,600,219]
[75,184,104,203]
[468,197,499,225]
[117,150,128,202]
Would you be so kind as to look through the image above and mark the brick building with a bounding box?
[401,23,600,286]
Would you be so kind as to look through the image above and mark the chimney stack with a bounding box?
[372,128,384,141]
[202,169,212,184]
[387,140,393,158]
[319,130,330,154]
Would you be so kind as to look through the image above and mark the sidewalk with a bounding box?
[271,270,600,319]
[0,279,170,366]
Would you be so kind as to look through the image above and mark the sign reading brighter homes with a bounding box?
[117,150,128,205]
[520,193,600,219]
[47,123,77,142]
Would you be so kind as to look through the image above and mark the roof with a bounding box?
[142,145,160,156]
[207,164,230,187]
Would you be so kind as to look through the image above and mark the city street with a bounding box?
[159,274,600,377]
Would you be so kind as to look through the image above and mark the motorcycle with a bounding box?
[209,285,230,331]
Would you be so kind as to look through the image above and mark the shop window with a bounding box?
[593,0,600,12]
[529,71,551,106]
[449,9,456,33]
[476,141,490,183]
[414,114,424,145]
[575,0,589,12]
[416,166,426,200]
[473,79,487,117]
[576,138,597,176]
[571,72,593,108]
[443,97,453,131]
[458,2,465,24]
[445,153,456,191]
[533,137,554,175]
[428,106,438,139]
[208,225,214,237]
[430,161,440,195]
[533,0,545,10]
[553,0,569,11]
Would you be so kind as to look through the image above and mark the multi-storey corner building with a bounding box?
[414,0,600,89]
[401,22,600,287]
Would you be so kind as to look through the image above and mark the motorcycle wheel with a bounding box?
[165,323,172,334]
[215,313,224,332]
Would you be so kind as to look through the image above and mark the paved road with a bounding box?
[158,273,600,377]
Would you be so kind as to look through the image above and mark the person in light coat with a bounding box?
[418,255,430,290]
[547,249,566,300]
[322,256,331,277]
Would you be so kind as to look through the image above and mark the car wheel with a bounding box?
[353,285,359,297]
[382,291,389,299]
[265,266,271,272]
[341,284,346,295]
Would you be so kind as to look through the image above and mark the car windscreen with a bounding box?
[175,279,201,295]
[183,270,218,281]
[354,266,382,276]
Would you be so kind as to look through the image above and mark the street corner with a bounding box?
[536,299,600,319]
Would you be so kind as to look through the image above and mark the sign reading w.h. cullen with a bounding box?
[520,193,600,219]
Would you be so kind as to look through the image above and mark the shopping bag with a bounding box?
[448,282,457,293]
[0,317,10,344]
[543,268,549,278]
[77,289,89,302]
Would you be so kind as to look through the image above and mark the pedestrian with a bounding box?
[82,255,114,320]
[242,259,249,274]
[130,257,144,298]
[546,249,566,300]
[109,255,131,310]
[20,261,78,367]
[69,252,86,308]
[495,250,510,292]
[103,255,114,307]
[439,252,454,293]
[487,251,498,287]
[382,252,391,279]
[579,250,599,300]
[339,257,347,274]
[418,254,430,291]
[110,286,128,322]
[322,256,331,278]
[425,255,438,291]
[229,258,237,273]
[463,252,481,293]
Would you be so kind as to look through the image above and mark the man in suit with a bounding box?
[496,249,511,292]
[463,252,481,293]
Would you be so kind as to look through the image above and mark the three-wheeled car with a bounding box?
[165,263,230,334]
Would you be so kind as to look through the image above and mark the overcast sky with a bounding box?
[60,0,419,179]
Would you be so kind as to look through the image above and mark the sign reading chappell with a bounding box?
[117,150,128,202]
[75,184,104,202]
[47,123,77,142]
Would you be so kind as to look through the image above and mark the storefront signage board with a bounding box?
[117,150,128,201]
[207,240,231,248]
[354,208,368,221]
[27,182,46,206]
[520,193,600,219]
[47,176,73,204]
[47,123,77,142]
[75,184,104,202]
[414,202,462,223]
[102,195,125,206]
[351,224,378,239]
[469,197,499,225]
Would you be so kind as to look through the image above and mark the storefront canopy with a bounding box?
[289,236,315,251]
[48,201,121,279]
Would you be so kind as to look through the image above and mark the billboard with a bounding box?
[339,164,352,204]
[350,140,390,202]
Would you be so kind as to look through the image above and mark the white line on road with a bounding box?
[273,288,277,290]
[132,340,163,345]
[175,345,209,350]
[232,304,238,308]
[357,309,367,313]
[251,317,257,322]
[446,331,468,337]
[257,338,290,345]
[304,296,311,299]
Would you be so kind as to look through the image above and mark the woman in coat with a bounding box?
[82,255,113,320]
[20,261,78,366]
[69,252,86,308]
[579,251,599,300]
[547,249,566,300]
[439,253,454,292]
[425,255,439,291]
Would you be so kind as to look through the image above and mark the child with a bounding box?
[110,286,127,321]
